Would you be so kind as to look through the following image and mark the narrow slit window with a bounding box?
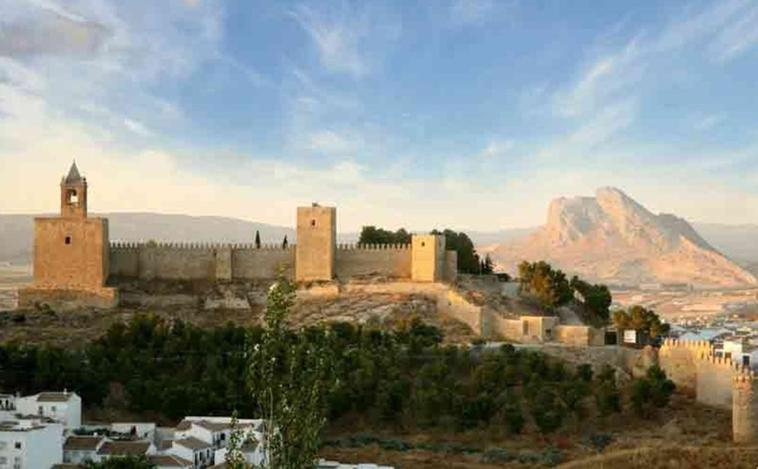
[65,236,71,245]
[311,219,316,227]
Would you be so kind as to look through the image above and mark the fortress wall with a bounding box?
[438,288,483,335]
[696,354,740,410]
[487,314,559,344]
[232,247,294,280]
[658,338,712,394]
[335,244,412,279]
[109,242,292,281]
[110,245,140,277]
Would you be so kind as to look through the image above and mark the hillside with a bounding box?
[488,187,757,288]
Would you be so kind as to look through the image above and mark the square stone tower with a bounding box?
[411,234,446,282]
[295,204,336,282]
[20,162,116,307]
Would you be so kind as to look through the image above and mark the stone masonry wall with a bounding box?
[334,244,412,279]
[658,338,711,395]
[110,243,294,281]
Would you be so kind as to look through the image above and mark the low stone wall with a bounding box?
[437,289,483,335]
[554,325,605,347]
[487,314,559,344]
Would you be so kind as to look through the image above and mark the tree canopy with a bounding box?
[517,261,573,310]
[613,305,670,338]
[570,276,612,326]
[431,229,481,274]
[358,226,411,245]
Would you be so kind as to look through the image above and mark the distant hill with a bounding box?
[487,187,757,288]
[0,213,295,264]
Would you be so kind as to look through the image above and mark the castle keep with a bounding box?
[20,164,457,308]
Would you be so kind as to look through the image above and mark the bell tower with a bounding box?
[60,161,87,218]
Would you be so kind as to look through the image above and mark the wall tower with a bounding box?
[19,162,116,308]
[733,370,758,443]
[295,204,336,282]
[411,234,446,282]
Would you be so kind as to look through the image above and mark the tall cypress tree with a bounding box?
[255,230,261,249]
[282,235,289,249]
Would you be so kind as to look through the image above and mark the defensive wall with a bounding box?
[657,338,758,442]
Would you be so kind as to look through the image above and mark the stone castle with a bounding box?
[19,163,458,308]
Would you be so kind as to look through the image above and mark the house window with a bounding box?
[14,442,21,449]
[51,406,56,412]
[37,405,43,415]
[65,236,71,245]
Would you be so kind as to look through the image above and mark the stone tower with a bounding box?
[60,161,87,218]
[295,204,336,282]
[19,162,116,308]
[733,369,758,443]
[411,234,446,282]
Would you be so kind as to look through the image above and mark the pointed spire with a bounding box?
[65,160,82,184]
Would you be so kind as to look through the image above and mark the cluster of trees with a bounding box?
[613,305,671,339]
[0,319,674,444]
[358,226,412,245]
[517,261,612,324]
[253,230,289,249]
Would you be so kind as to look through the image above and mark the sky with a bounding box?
[1,0,758,232]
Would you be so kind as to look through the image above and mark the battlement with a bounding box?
[697,352,743,372]
[338,243,411,251]
[661,338,713,352]
[110,241,294,251]
[734,369,758,385]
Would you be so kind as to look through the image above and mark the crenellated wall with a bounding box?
[109,242,295,281]
[334,243,412,279]
[658,338,712,395]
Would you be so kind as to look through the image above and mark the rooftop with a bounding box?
[64,435,103,451]
[174,436,212,451]
[36,391,76,402]
[97,441,151,456]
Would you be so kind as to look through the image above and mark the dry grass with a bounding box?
[558,446,758,469]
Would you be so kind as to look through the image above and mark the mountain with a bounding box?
[0,213,295,264]
[488,187,757,288]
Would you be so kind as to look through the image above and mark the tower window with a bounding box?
[65,236,71,245]
[67,189,78,204]
[311,219,316,227]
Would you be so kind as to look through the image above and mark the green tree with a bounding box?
[613,306,670,339]
[630,365,675,416]
[282,235,288,249]
[482,254,495,274]
[517,261,573,310]
[225,412,253,469]
[431,229,481,274]
[358,226,411,245]
[255,230,261,249]
[247,275,336,469]
[570,276,612,326]
[84,457,155,469]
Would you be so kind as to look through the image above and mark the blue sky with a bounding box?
[1,0,758,231]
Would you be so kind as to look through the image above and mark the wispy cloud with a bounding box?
[289,2,399,78]
[693,113,726,131]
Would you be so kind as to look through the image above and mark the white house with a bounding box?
[169,437,214,469]
[63,435,105,465]
[0,395,15,412]
[15,391,81,430]
[0,417,63,469]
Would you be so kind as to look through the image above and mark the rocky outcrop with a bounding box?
[491,187,757,287]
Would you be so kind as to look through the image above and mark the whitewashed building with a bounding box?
[63,435,105,465]
[0,417,63,469]
[15,391,81,430]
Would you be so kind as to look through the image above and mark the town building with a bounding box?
[14,391,82,430]
[0,417,63,469]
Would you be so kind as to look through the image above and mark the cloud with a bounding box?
[693,113,726,131]
[123,118,152,137]
[290,2,399,77]
[0,8,110,58]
